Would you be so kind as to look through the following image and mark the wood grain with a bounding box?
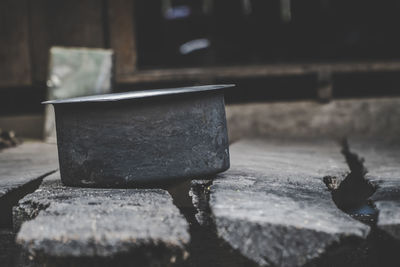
[107,0,138,79]
[0,0,31,88]
[29,0,106,82]
[118,61,400,84]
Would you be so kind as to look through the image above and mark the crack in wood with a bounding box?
[324,139,378,226]
[168,179,257,267]
[0,170,56,229]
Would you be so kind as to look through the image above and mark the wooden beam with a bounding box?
[118,61,400,84]
[29,0,106,83]
[107,0,138,80]
[0,0,32,88]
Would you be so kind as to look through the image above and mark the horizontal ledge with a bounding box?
[118,61,400,84]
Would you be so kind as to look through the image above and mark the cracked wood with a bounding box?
[0,142,58,227]
[193,139,370,267]
[348,139,400,241]
[14,172,190,266]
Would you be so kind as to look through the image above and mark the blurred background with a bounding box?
[1,0,400,140]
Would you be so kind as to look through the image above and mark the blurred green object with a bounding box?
[45,47,114,142]
[47,47,114,99]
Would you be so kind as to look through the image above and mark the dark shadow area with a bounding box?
[219,76,316,104]
[334,72,400,99]
[134,0,400,69]
[0,229,18,267]
[304,235,378,267]
[0,84,46,116]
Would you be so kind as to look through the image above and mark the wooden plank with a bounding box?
[0,0,31,88]
[0,142,58,227]
[29,0,106,82]
[226,97,400,143]
[14,172,190,266]
[107,0,138,79]
[118,61,400,84]
[0,142,58,200]
[190,140,370,266]
[348,140,400,241]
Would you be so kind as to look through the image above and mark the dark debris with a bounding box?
[0,129,21,150]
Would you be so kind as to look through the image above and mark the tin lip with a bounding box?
[42,84,235,105]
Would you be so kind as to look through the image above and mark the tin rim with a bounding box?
[42,84,235,104]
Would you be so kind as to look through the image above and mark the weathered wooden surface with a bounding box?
[348,140,400,241]
[0,142,58,227]
[29,0,105,82]
[191,139,370,267]
[14,172,190,266]
[0,142,58,198]
[0,0,31,87]
[117,62,400,84]
[108,0,138,79]
[226,97,400,143]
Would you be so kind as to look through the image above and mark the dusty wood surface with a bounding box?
[108,0,138,79]
[0,142,58,266]
[0,0,31,87]
[0,142,58,227]
[14,172,190,266]
[30,0,105,82]
[0,142,58,199]
[119,61,400,84]
[226,97,400,143]
[191,139,370,267]
[348,140,400,241]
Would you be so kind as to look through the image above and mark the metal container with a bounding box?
[43,84,233,187]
